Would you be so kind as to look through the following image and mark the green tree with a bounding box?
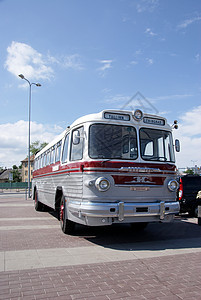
[184,168,194,175]
[12,165,22,182]
[30,141,48,155]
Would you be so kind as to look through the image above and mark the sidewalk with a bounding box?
[0,194,201,299]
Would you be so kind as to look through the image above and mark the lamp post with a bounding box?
[18,74,41,198]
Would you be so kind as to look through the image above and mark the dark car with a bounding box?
[178,174,201,217]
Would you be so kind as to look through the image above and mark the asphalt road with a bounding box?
[0,192,201,300]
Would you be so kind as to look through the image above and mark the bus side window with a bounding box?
[55,141,62,162]
[62,134,69,163]
[46,151,50,165]
[36,158,39,170]
[50,146,55,164]
[39,155,42,169]
[70,127,84,161]
[42,153,47,167]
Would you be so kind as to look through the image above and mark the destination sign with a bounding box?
[104,112,130,121]
[143,117,165,126]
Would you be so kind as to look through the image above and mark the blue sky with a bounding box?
[0,0,200,169]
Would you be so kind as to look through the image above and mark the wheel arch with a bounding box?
[55,186,63,210]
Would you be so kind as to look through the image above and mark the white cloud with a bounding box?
[179,106,201,136]
[48,53,84,71]
[174,106,201,168]
[0,121,63,167]
[103,92,158,114]
[150,94,193,101]
[135,49,142,56]
[145,28,157,36]
[97,60,113,77]
[63,54,84,70]
[104,94,130,104]
[5,41,54,80]
[195,53,200,62]
[136,0,159,13]
[130,60,138,65]
[177,16,201,29]
[98,60,113,71]
[146,58,154,65]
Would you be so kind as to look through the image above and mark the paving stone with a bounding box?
[1,194,201,299]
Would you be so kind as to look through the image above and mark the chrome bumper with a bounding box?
[68,200,180,222]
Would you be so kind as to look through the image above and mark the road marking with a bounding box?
[0,237,201,271]
[0,225,59,231]
[0,217,53,221]
[0,203,33,207]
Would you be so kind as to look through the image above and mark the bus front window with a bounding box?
[140,128,175,162]
[89,124,138,160]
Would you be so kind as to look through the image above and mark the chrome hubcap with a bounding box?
[60,203,64,222]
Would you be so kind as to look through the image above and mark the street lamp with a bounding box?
[18,74,41,198]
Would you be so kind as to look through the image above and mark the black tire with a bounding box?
[34,189,44,211]
[188,207,198,218]
[194,206,198,218]
[130,222,148,231]
[60,196,75,234]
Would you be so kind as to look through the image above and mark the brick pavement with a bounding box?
[0,193,201,299]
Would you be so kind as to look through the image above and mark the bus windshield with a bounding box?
[140,128,175,162]
[89,124,138,160]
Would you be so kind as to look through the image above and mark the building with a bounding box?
[0,169,13,183]
[21,155,35,182]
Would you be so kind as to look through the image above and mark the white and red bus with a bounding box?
[32,109,180,234]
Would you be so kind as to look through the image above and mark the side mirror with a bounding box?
[72,130,80,145]
[175,139,180,152]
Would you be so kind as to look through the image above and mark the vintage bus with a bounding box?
[32,109,180,234]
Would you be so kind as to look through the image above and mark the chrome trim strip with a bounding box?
[116,184,161,187]
[119,167,161,172]
[83,167,176,174]
[34,168,80,178]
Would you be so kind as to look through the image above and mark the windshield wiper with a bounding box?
[146,156,167,161]
[101,155,122,164]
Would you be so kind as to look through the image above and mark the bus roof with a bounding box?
[70,109,168,128]
[35,109,170,159]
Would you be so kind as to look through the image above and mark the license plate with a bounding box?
[130,187,150,191]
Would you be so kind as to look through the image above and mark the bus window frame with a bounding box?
[46,150,50,166]
[88,123,138,160]
[70,126,84,161]
[55,140,62,162]
[139,127,175,163]
[50,145,56,165]
[61,133,70,164]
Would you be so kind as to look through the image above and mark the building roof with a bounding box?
[0,169,12,180]
[21,155,35,163]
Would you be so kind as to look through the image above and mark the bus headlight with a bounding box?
[95,177,110,192]
[168,180,179,192]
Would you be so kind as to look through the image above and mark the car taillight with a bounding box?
[178,178,183,200]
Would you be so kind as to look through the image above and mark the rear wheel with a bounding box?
[60,196,75,234]
[34,189,44,211]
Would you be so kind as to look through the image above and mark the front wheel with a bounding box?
[60,196,75,234]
